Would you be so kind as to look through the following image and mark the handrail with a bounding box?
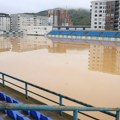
[0,103,120,120]
[0,104,120,111]
[0,72,118,120]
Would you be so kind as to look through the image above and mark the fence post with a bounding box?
[73,110,78,120]
[59,95,63,115]
[116,111,120,120]
[25,83,28,99]
[2,74,5,87]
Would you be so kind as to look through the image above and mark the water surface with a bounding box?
[0,36,120,119]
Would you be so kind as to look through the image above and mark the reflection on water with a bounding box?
[0,37,11,52]
[0,36,53,52]
[49,41,88,53]
[0,36,120,120]
[89,44,120,75]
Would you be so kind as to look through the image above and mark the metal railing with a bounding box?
[0,103,120,120]
[0,72,119,120]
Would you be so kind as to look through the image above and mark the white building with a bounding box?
[11,13,52,35]
[91,0,120,31]
[91,0,106,30]
[0,13,11,31]
[25,26,52,35]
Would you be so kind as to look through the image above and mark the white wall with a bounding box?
[91,1,106,30]
[11,14,49,32]
[24,26,52,35]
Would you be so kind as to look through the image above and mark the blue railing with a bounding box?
[0,72,119,120]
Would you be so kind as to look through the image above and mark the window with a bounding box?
[66,27,69,30]
[94,26,97,28]
[94,18,97,21]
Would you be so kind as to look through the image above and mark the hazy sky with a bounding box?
[0,0,92,14]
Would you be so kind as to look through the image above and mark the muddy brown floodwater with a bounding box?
[0,36,120,120]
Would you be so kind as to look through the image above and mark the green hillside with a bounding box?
[68,9,90,26]
[26,8,91,26]
[37,10,48,16]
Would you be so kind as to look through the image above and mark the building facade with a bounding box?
[91,0,120,31]
[91,0,106,30]
[105,0,116,30]
[0,13,11,31]
[48,8,73,26]
[25,26,52,35]
[10,14,51,34]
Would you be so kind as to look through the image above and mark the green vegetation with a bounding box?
[25,8,91,26]
[68,9,91,26]
[37,11,48,16]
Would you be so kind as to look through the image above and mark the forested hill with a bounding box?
[68,9,90,25]
[26,8,91,26]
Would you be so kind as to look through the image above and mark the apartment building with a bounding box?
[91,0,120,31]
[10,14,52,35]
[48,8,73,26]
[91,0,106,30]
[0,13,11,31]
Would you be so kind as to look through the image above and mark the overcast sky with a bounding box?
[0,0,92,14]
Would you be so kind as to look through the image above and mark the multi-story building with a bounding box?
[105,0,116,30]
[0,13,11,31]
[91,0,106,30]
[91,0,120,31]
[114,0,120,30]
[48,8,73,26]
[119,0,120,30]
[10,13,52,35]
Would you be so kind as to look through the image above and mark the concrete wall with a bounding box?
[25,26,52,35]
